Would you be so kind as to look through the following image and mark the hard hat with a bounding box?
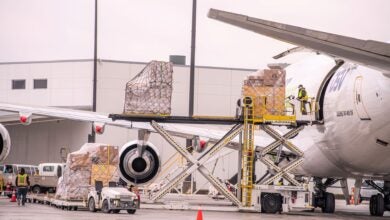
[298,84,303,88]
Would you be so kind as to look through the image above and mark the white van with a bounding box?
[38,163,65,177]
[1,164,38,197]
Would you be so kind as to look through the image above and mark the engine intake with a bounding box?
[119,140,160,185]
[0,124,11,162]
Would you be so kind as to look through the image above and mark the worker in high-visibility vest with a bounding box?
[0,171,4,193]
[15,168,30,206]
[297,85,309,114]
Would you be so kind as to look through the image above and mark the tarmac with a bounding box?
[0,197,389,220]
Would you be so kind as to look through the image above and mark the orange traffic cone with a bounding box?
[10,190,16,202]
[196,209,203,220]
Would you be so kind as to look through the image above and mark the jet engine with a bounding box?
[0,124,11,162]
[118,140,160,185]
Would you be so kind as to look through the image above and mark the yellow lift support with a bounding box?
[241,97,255,207]
[240,96,306,208]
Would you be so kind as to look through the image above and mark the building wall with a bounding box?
[0,60,93,107]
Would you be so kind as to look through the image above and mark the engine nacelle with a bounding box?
[119,140,160,185]
[0,124,11,162]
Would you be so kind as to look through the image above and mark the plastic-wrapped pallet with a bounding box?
[55,143,119,200]
[242,68,286,116]
[124,60,173,115]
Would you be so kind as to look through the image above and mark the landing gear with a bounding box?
[312,177,337,213]
[321,192,335,213]
[370,194,384,216]
[366,180,390,216]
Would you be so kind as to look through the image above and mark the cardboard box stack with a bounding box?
[55,143,120,200]
[124,60,173,115]
[242,68,286,116]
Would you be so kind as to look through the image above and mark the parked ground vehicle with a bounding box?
[1,164,38,196]
[87,181,138,214]
[30,163,65,193]
[38,163,65,177]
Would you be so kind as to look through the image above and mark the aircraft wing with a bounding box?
[0,102,273,151]
[208,8,390,71]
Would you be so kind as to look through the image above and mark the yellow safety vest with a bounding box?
[298,88,308,101]
[17,174,28,186]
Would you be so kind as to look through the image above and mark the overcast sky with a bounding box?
[1,0,389,69]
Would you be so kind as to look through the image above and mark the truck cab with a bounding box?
[38,163,65,177]
[87,181,138,214]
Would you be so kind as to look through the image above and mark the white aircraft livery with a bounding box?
[0,8,389,217]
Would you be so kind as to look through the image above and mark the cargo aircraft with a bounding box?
[0,8,389,217]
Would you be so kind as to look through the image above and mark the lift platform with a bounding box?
[109,96,317,213]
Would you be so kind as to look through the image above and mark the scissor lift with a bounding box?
[110,96,315,212]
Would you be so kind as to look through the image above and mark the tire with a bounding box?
[88,197,97,212]
[321,192,335,213]
[370,194,384,216]
[127,209,136,214]
[32,185,41,194]
[112,210,120,214]
[261,193,282,214]
[101,199,110,213]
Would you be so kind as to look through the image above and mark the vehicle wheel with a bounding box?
[321,192,335,213]
[88,197,97,212]
[32,199,36,203]
[6,194,11,198]
[112,210,120,214]
[261,193,282,214]
[101,199,110,213]
[73,206,78,211]
[370,194,384,216]
[32,185,41,194]
[127,209,136,214]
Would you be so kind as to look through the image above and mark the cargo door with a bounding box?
[353,76,371,120]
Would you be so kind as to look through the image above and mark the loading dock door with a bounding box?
[354,76,371,120]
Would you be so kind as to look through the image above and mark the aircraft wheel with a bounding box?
[261,193,282,214]
[321,192,335,213]
[101,199,110,213]
[88,197,97,212]
[370,194,384,216]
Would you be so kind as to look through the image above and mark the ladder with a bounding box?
[241,97,255,207]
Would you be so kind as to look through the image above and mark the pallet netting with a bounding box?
[124,61,173,115]
[55,144,119,201]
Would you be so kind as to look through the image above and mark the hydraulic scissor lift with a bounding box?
[109,97,315,212]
